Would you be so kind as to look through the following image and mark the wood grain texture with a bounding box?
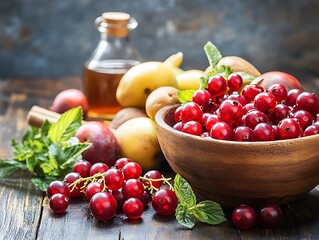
[0,173,43,240]
[1,77,319,240]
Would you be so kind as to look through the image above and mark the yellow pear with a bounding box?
[116,62,178,107]
[145,86,179,120]
[114,117,162,170]
[177,69,205,90]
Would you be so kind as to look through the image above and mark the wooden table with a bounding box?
[1,77,319,240]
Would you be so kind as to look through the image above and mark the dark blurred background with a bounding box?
[0,0,319,80]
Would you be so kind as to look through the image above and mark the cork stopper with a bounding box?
[95,12,137,37]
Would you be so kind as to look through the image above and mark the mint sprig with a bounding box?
[174,174,226,229]
[204,41,222,67]
[0,107,90,191]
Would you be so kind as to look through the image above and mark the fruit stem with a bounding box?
[67,172,105,193]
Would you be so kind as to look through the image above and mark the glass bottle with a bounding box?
[83,12,142,120]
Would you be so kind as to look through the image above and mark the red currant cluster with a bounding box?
[47,158,178,220]
[232,203,282,230]
[174,73,319,141]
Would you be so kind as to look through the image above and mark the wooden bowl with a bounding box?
[155,104,319,208]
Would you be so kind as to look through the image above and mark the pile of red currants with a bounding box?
[174,73,319,141]
[46,158,178,220]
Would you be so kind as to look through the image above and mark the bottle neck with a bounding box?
[100,33,130,42]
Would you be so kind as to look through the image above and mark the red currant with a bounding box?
[152,189,178,216]
[253,123,275,141]
[49,193,68,213]
[285,89,303,107]
[112,189,125,211]
[257,204,282,228]
[72,160,92,178]
[210,122,233,140]
[174,105,182,123]
[207,75,227,97]
[294,110,314,130]
[123,198,144,220]
[233,126,254,141]
[104,168,125,190]
[122,179,145,200]
[142,170,163,189]
[241,84,264,103]
[218,99,243,124]
[89,192,117,221]
[114,157,132,170]
[277,118,302,139]
[268,104,290,125]
[243,110,269,129]
[182,121,203,136]
[64,172,83,198]
[227,73,243,92]
[173,122,184,131]
[89,162,109,176]
[304,125,319,136]
[267,83,288,103]
[192,89,212,108]
[227,92,247,107]
[254,92,276,113]
[232,204,256,230]
[181,102,203,123]
[47,180,70,199]
[205,114,221,132]
[85,182,104,201]
[242,103,255,114]
[140,191,151,208]
[296,92,319,115]
[122,162,142,180]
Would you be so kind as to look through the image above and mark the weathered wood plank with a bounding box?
[37,196,240,240]
[0,173,43,240]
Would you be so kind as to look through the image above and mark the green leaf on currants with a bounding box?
[217,65,233,79]
[177,89,196,103]
[236,71,255,85]
[174,174,226,229]
[204,41,222,68]
[0,107,90,191]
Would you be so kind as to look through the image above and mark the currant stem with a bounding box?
[67,172,105,193]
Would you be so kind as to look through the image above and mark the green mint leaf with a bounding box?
[200,76,209,90]
[177,90,196,103]
[217,65,233,79]
[0,158,26,178]
[236,71,255,85]
[204,41,222,68]
[40,162,55,174]
[59,143,90,170]
[193,200,226,225]
[174,174,197,207]
[48,107,82,143]
[26,156,38,172]
[12,139,31,162]
[31,176,57,192]
[175,204,196,229]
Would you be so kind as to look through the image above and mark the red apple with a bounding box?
[252,71,303,91]
[75,121,119,166]
[50,89,89,117]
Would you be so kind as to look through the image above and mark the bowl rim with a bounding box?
[155,104,319,146]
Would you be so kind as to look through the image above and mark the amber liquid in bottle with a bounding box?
[83,59,139,120]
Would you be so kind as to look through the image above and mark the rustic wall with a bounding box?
[0,0,318,79]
